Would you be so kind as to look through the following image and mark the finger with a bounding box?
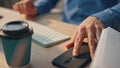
[66,29,78,49]
[19,3,25,14]
[23,2,29,15]
[13,3,19,11]
[13,4,17,11]
[87,26,96,59]
[66,41,74,49]
[17,3,23,14]
[95,25,101,43]
[73,29,85,57]
[100,22,105,29]
[21,2,26,14]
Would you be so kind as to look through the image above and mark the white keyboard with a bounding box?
[26,20,70,47]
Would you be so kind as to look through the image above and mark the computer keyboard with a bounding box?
[25,20,70,47]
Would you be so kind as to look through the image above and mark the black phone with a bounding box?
[0,15,3,19]
[52,43,91,68]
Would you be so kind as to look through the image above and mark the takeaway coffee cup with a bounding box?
[0,20,33,68]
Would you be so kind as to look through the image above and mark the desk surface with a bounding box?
[0,7,78,68]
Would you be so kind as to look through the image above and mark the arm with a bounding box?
[92,3,120,32]
[66,3,120,59]
[34,0,59,15]
[13,0,59,19]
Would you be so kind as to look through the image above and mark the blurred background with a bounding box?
[0,0,63,21]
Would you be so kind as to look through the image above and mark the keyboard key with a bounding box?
[25,20,70,47]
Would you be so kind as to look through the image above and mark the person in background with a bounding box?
[13,0,120,59]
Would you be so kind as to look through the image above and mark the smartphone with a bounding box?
[52,43,91,68]
[0,15,3,19]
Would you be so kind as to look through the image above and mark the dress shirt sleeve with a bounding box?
[34,0,59,15]
[92,3,120,31]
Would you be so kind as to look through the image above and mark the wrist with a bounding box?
[89,16,105,27]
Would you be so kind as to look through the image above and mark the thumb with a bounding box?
[66,41,74,49]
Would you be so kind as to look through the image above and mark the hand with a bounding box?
[13,0,38,19]
[66,16,105,59]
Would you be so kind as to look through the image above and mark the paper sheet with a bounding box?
[91,27,120,68]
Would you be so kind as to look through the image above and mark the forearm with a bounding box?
[92,3,120,32]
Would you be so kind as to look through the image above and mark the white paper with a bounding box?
[90,27,120,68]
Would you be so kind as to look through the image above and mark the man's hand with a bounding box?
[66,16,105,59]
[13,0,38,19]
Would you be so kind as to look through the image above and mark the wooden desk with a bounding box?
[0,7,77,68]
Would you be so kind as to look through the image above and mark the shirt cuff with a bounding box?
[35,5,45,15]
[91,9,115,27]
[34,3,45,15]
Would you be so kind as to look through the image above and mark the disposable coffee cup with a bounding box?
[0,20,33,68]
